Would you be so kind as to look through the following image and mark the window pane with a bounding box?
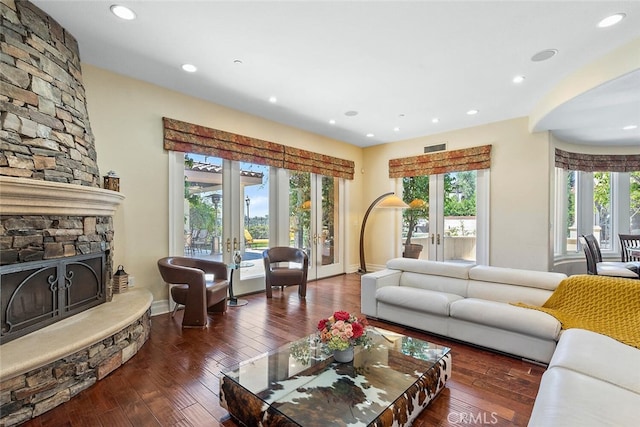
[321,176,338,266]
[289,171,311,251]
[241,161,269,279]
[566,170,577,253]
[444,171,477,262]
[593,172,612,250]
[184,155,223,258]
[401,176,429,245]
[631,171,640,233]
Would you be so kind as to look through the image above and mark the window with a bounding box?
[555,169,640,257]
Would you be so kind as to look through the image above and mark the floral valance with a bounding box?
[163,117,354,179]
[389,145,492,178]
[555,149,640,172]
[163,117,283,167]
[284,146,354,180]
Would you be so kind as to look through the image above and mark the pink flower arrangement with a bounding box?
[317,310,370,351]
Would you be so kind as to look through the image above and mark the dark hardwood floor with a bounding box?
[22,274,544,426]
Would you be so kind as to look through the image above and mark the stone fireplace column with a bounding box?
[1,0,118,268]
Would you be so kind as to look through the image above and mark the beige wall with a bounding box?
[82,65,363,301]
[82,64,638,303]
[363,117,553,271]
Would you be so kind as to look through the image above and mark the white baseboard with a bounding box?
[151,299,170,316]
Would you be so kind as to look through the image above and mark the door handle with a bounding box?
[431,234,435,245]
[226,238,231,253]
[233,237,239,251]
[437,234,441,245]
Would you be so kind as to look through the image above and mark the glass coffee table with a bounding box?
[220,327,451,426]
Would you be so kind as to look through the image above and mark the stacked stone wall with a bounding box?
[0,309,151,427]
[0,0,99,187]
[0,215,113,266]
[0,0,112,269]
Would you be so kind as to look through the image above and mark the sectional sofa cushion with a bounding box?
[399,271,469,296]
[550,328,640,394]
[469,265,566,290]
[376,286,464,316]
[449,299,561,340]
[466,280,554,306]
[387,258,473,279]
[528,368,640,427]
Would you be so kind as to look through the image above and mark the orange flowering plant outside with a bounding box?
[317,310,370,351]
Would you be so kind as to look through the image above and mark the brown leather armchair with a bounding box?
[157,257,229,328]
[263,247,308,298]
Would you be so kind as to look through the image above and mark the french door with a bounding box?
[289,172,343,280]
[430,171,488,264]
[403,170,488,264]
[171,152,345,298]
[223,160,269,293]
[174,152,268,295]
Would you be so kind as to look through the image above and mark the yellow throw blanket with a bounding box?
[515,274,640,349]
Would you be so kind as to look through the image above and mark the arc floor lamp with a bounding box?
[358,192,409,273]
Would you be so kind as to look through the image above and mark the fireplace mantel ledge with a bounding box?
[0,176,125,216]
[0,288,152,382]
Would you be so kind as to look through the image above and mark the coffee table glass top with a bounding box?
[221,327,450,426]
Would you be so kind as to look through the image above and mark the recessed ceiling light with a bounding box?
[467,109,479,115]
[393,127,400,132]
[432,118,440,124]
[531,49,558,62]
[345,110,358,117]
[329,119,336,125]
[110,4,136,20]
[181,64,197,73]
[513,75,526,84]
[598,13,626,28]
[366,133,375,138]
[623,125,638,130]
[269,96,278,103]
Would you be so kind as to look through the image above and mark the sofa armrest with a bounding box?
[361,269,402,317]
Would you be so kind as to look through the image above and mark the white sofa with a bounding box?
[361,258,640,426]
[361,258,566,363]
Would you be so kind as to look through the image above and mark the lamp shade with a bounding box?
[378,195,410,209]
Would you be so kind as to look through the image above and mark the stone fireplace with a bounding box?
[1,0,118,332]
[0,2,151,425]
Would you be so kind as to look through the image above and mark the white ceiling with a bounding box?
[31,0,640,148]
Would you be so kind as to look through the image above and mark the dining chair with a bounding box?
[579,235,598,275]
[618,234,640,262]
[157,257,229,328]
[263,247,309,298]
[581,234,639,279]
